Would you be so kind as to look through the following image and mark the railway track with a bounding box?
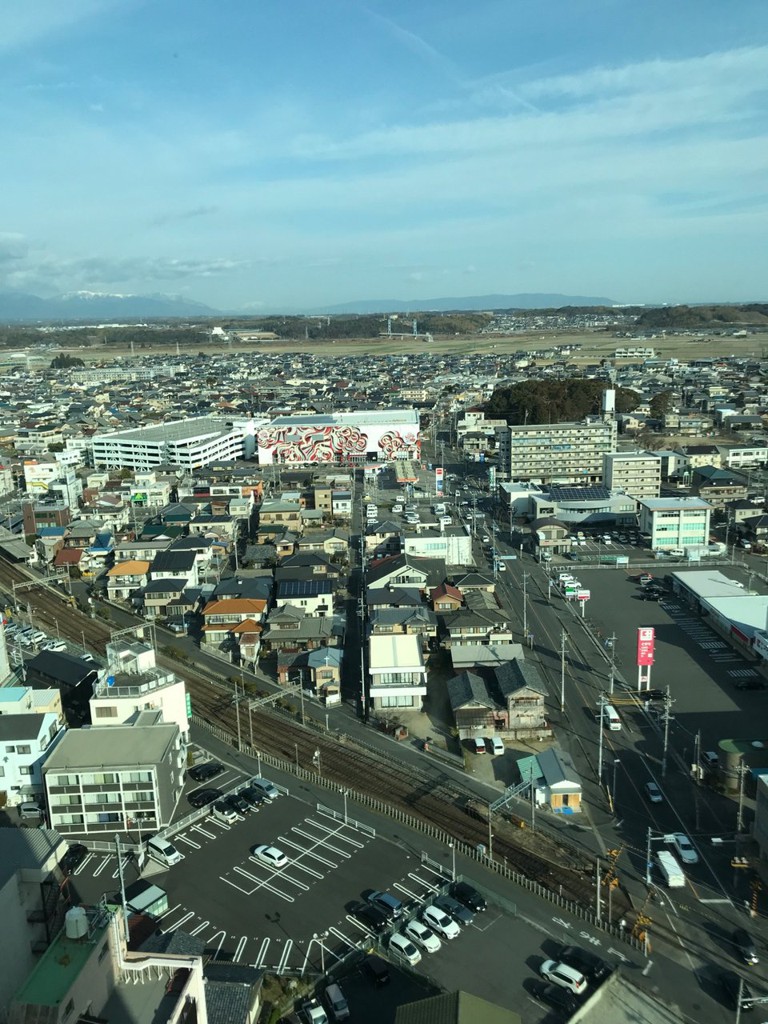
[0,558,625,914]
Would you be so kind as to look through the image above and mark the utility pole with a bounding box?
[487,803,493,860]
[737,758,747,833]
[597,694,607,778]
[530,777,536,832]
[559,630,567,713]
[522,573,529,638]
[234,674,242,752]
[645,826,653,885]
[595,856,602,920]
[661,686,673,779]
[608,633,617,694]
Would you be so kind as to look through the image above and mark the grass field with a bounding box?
[22,325,768,366]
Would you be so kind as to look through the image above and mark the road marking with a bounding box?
[345,916,379,939]
[92,856,112,877]
[192,824,217,839]
[111,856,132,879]
[165,910,196,931]
[175,834,202,849]
[607,946,630,963]
[190,920,210,936]
[208,930,227,958]
[393,882,423,901]
[254,937,270,966]
[72,853,95,875]
[234,936,248,962]
[665,912,696,970]
[552,917,573,930]
[307,818,366,849]
[407,871,442,894]
[276,940,293,973]
[291,826,352,860]
[279,835,338,870]
[154,901,182,921]
[225,868,296,902]
[328,925,359,950]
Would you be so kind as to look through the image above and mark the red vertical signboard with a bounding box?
[637,627,655,666]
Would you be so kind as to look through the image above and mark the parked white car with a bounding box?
[250,844,289,869]
[404,918,442,953]
[389,932,422,966]
[422,904,461,940]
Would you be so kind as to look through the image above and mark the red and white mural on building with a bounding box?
[257,417,420,465]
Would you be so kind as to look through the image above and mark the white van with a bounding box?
[603,704,621,731]
[147,835,182,867]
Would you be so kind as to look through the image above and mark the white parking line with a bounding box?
[280,834,338,869]
[111,856,132,879]
[308,818,367,849]
[291,826,351,860]
[254,937,270,967]
[175,834,202,849]
[72,853,95,875]
[190,919,210,936]
[328,925,360,950]
[92,856,113,877]
[393,881,423,901]
[191,824,218,839]
[234,936,248,962]
[208,930,227,958]
[407,871,443,894]
[165,910,196,931]
[276,940,293,972]
[154,901,183,921]
[223,870,295,902]
[345,915,378,939]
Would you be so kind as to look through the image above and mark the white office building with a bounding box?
[499,417,617,484]
[637,497,712,551]
[91,416,257,471]
[603,452,662,499]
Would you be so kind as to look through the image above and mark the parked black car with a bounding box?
[60,843,88,874]
[531,981,578,1016]
[227,792,250,815]
[450,881,487,913]
[188,787,223,809]
[188,761,224,783]
[350,902,389,935]
[239,786,264,809]
[560,945,612,983]
[434,893,475,927]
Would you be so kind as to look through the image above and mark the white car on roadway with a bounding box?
[422,904,461,940]
[669,833,699,865]
[251,844,289,869]
[404,918,442,953]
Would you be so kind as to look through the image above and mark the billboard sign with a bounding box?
[435,467,444,494]
[577,590,591,600]
[637,626,655,666]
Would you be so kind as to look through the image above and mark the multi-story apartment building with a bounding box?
[0,711,63,806]
[43,710,184,837]
[603,452,662,499]
[90,640,191,744]
[498,417,617,484]
[637,497,712,551]
[91,416,257,471]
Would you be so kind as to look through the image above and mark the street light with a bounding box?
[449,841,456,881]
[313,930,329,975]
[613,759,620,809]
[341,788,349,825]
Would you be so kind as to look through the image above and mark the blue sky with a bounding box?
[0,0,767,311]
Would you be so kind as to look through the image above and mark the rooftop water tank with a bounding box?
[65,905,88,940]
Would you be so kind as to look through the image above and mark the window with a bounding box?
[94,707,119,719]
[16,745,31,755]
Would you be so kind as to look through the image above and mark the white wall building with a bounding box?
[256,409,420,465]
[0,712,63,805]
[499,417,617,484]
[403,527,473,566]
[603,451,662,499]
[91,416,257,471]
[637,497,712,551]
[90,640,190,744]
[368,633,427,711]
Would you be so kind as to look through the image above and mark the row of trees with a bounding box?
[485,379,640,425]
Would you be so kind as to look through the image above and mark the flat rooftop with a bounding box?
[13,911,110,1008]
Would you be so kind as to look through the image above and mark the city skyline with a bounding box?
[0,0,766,312]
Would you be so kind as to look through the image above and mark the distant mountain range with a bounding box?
[0,290,218,322]
[309,293,617,314]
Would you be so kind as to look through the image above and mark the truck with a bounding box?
[656,849,685,888]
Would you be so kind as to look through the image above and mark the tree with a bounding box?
[649,392,674,419]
